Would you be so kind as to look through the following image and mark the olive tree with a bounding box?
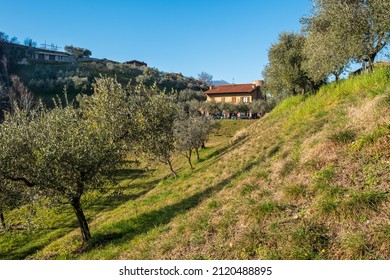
[132,88,179,177]
[174,114,196,169]
[263,32,316,97]
[64,45,92,63]
[191,117,217,158]
[303,0,390,72]
[0,179,17,229]
[174,106,217,167]
[302,14,350,82]
[0,178,11,229]
[0,77,134,242]
[249,99,268,117]
[204,101,222,116]
[178,89,207,102]
[0,178,31,230]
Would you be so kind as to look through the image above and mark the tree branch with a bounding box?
[5,176,35,187]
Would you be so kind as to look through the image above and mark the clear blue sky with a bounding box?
[1,0,312,83]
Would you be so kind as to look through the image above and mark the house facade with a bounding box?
[31,48,73,63]
[204,80,264,103]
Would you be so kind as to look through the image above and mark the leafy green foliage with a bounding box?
[0,179,28,229]
[174,109,217,168]
[64,45,91,63]
[131,87,179,176]
[263,32,319,97]
[0,76,139,242]
[303,0,390,73]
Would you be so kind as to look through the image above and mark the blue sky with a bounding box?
[1,0,312,83]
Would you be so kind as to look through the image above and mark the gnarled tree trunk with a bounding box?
[70,196,91,242]
[166,159,177,179]
[195,147,200,160]
[0,212,6,229]
[185,149,193,169]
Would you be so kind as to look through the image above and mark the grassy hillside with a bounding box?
[1,68,389,260]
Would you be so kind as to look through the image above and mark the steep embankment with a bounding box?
[119,67,389,260]
[1,67,389,260]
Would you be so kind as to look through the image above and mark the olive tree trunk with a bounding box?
[183,149,193,169]
[166,159,177,179]
[194,147,200,160]
[0,212,6,229]
[70,196,91,242]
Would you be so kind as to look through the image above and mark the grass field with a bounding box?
[1,67,389,260]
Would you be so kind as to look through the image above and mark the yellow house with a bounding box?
[204,80,264,103]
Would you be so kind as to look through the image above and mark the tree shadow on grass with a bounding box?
[88,178,161,212]
[0,178,161,260]
[81,156,260,255]
[195,135,249,176]
[0,228,71,259]
[109,168,150,181]
[203,134,248,162]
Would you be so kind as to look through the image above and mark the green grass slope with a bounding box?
[1,68,389,260]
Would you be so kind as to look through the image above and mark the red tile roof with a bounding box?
[204,84,258,95]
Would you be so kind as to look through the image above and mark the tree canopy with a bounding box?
[263,32,317,97]
[0,77,137,242]
[198,72,213,85]
[64,45,92,63]
[303,0,390,74]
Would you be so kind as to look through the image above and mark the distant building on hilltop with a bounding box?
[124,60,147,67]
[30,48,73,63]
[0,41,73,64]
[204,80,264,103]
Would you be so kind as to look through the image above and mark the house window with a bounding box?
[210,97,215,102]
[221,97,225,103]
[232,97,236,103]
[242,96,249,103]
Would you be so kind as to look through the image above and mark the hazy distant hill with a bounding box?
[211,80,230,86]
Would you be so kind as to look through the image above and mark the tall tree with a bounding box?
[131,87,179,177]
[301,11,351,82]
[304,0,390,72]
[64,45,92,63]
[0,32,9,42]
[23,38,37,48]
[0,178,29,230]
[198,72,213,85]
[0,77,135,242]
[174,114,196,169]
[263,32,316,97]
[174,111,216,167]
[9,36,19,44]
